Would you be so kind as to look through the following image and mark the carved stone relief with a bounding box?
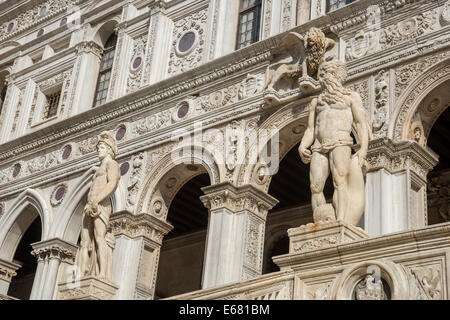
[127,152,146,210]
[306,282,332,300]
[380,10,438,49]
[345,30,377,62]
[354,273,388,300]
[372,70,389,138]
[127,35,148,93]
[410,265,442,300]
[168,8,208,75]
[0,0,80,41]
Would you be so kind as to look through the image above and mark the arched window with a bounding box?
[236,0,262,49]
[93,33,117,107]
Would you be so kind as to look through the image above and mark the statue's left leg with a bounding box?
[330,146,351,221]
[93,218,108,279]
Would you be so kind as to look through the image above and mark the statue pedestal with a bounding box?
[288,220,369,254]
[58,277,119,300]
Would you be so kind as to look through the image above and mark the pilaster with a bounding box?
[30,238,77,300]
[200,182,278,288]
[109,210,173,300]
[71,41,104,114]
[365,138,439,236]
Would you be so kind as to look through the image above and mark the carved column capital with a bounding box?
[0,258,21,283]
[31,238,78,264]
[366,138,439,182]
[200,182,279,220]
[75,41,104,60]
[109,210,173,246]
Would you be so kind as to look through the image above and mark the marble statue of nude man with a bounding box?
[298,60,369,225]
[77,131,120,281]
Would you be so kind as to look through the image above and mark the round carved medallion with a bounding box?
[60,18,68,27]
[37,29,45,37]
[178,32,196,53]
[51,184,68,207]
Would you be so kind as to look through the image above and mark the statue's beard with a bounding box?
[319,77,351,105]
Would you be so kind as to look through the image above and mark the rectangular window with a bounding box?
[327,0,357,13]
[44,91,61,119]
[236,0,262,50]
[93,45,116,107]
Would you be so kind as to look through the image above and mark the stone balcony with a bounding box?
[168,222,450,300]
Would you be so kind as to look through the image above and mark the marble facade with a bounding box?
[0,0,449,300]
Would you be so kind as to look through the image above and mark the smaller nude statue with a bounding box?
[76,131,120,282]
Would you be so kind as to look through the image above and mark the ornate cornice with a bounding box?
[109,210,173,245]
[200,182,279,220]
[0,258,21,283]
[31,238,78,263]
[366,138,439,181]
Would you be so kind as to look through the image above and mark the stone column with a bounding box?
[0,258,21,297]
[70,41,103,115]
[365,138,438,236]
[108,210,173,300]
[200,182,278,288]
[31,239,77,300]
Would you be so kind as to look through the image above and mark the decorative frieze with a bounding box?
[58,276,119,300]
[380,9,438,49]
[0,0,82,42]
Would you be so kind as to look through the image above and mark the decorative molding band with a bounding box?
[200,182,279,220]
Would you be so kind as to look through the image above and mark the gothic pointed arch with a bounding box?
[0,189,51,260]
